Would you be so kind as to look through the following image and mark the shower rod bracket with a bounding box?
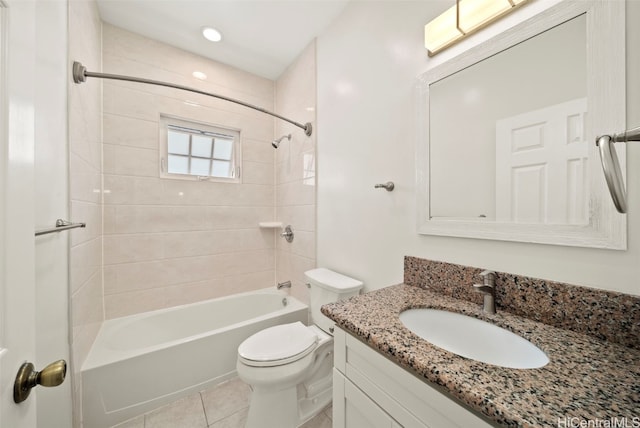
[71,61,313,137]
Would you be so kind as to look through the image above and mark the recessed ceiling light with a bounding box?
[202,27,222,42]
[192,71,207,80]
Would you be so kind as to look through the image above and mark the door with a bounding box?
[495,98,588,224]
[0,1,72,427]
[0,0,38,425]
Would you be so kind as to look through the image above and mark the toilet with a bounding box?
[236,268,363,428]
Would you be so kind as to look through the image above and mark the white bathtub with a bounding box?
[82,288,308,428]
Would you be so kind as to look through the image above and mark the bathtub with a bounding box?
[82,288,308,428]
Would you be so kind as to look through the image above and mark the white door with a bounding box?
[495,98,588,224]
[0,1,72,427]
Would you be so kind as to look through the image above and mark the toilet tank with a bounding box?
[305,268,363,334]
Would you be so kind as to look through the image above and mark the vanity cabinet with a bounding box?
[332,328,497,428]
[333,373,402,428]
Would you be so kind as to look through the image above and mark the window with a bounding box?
[160,116,241,182]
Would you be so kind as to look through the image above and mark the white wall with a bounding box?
[317,1,640,296]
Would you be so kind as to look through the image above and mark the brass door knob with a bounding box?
[14,359,67,403]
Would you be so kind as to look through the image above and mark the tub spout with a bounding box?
[277,281,292,290]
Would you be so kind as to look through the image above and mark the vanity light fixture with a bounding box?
[425,0,528,56]
[202,26,222,42]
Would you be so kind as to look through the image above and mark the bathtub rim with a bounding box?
[82,287,308,372]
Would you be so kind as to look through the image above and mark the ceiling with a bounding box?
[96,0,350,80]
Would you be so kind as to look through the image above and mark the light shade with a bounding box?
[425,0,528,56]
[424,4,463,54]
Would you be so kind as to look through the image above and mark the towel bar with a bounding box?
[35,219,86,237]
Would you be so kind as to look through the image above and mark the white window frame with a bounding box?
[159,115,242,183]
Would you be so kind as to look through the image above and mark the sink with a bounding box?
[399,309,549,369]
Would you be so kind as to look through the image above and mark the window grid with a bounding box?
[167,125,235,178]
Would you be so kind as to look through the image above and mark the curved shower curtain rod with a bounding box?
[72,61,313,137]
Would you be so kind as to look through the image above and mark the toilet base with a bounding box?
[298,375,332,425]
[244,366,333,428]
[245,385,299,428]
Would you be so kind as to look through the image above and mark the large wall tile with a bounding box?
[275,41,317,305]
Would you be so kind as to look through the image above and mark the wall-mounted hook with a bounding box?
[374,182,395,191]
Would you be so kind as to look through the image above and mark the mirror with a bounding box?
[430,15,586,222]
[417,0,626,249]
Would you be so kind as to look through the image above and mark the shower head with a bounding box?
[272,134,291,149]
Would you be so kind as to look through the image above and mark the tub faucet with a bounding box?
[473,270,496,314]
[277,281,292,290]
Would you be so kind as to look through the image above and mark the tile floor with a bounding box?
[111,377,332,428]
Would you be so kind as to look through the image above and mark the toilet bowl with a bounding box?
[236,268,363,428]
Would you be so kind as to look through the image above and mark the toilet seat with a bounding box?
[238,322,318,367]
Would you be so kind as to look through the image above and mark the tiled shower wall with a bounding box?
[275,42,317,304]
[68,0,103,425]
[102,25,278,318]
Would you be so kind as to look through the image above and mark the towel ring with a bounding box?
[596,126,640,214]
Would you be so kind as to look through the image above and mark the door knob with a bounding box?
[13,359,67,403]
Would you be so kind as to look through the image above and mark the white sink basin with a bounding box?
[399,309,549,369]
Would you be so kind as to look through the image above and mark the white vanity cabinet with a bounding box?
[332,328,497,428]
[333,372,402,428]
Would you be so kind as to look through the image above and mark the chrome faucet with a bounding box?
[473,270,496,314]
[277,280,292,290]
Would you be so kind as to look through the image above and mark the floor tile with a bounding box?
[208,407,249,428]
[107,376,331,428]
[111,415,144,428]
[201,377,251,425]
[144,392,208,428]
[300,412,332,428]
[323,405,332,420]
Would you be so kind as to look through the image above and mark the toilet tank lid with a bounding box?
[304,268,363,292]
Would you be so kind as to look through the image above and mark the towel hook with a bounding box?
[374,182,395,192]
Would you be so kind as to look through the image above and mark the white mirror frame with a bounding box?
[416,0,626,250]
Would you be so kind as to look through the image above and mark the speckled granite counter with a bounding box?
[322,284,640,427]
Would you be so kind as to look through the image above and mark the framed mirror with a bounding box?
[416,0,626,249]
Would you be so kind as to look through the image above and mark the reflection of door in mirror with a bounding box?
[429,13,586,223]
[495,98,588,225]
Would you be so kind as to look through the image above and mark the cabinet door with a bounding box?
[334,370,402,428]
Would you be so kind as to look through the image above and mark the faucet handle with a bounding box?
[479,270,496,287]
[473,283,492,293]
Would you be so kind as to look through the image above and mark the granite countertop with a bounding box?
[322,283,640,427]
